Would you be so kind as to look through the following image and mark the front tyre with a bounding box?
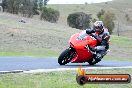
[58,48,75,65]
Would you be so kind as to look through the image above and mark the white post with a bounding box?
[0,0,3,12]
[0,6,3,12]
[0,0,2,3]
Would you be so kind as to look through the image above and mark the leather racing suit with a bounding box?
[86,27,110,63]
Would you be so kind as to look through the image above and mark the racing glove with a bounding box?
[86,29,95,34]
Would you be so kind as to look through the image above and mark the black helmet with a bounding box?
[93,21,104,33]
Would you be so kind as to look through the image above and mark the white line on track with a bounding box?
[0,66,132,74]
[23,66,132,73]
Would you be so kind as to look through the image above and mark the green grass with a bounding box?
[0,50,59,57]
[111,35,132,47]
[0,69,132,88]
[104,55,132,62]
[103,35,132,62]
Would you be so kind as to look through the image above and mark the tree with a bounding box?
[33,0,39,15]
[39,0,49,10]
[1,0,49,17]
[3,0,21,14]
[44,0,49,6]
[2,0,36,16]
[1,0,8,12]
[20,0,34,17]
[39,0,43,10]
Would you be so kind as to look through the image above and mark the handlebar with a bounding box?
[89,34,97,40]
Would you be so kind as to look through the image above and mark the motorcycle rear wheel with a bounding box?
[88,58,96,65]
[58,48,75,65]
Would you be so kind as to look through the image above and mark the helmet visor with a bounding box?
[93,26,101,32]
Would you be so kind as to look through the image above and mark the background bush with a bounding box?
[103,11,115,34]
[67,12,91,29]
[40,7,60,23]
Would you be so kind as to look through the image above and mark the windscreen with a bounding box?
[77,31,89,40]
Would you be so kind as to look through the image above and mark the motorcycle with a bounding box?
[58,30,103,65]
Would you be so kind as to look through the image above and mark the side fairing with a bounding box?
[69,31,98,62]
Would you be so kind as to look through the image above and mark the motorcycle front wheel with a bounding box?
[58,48,75,65]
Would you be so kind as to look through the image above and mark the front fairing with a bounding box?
[69,31,98,62]
[69,31,97,49]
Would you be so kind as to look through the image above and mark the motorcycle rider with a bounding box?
[86,21,110,63]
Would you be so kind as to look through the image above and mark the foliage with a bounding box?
[38,0,43,11]
[125,13,131,22]
[97,10,115,34]
[19,0,34,17]
[33,0,39,15]
[103,11,115,34]
[44,0,49,6]
[67,12,91,29]
[1,0,44,17]
[5,0,20,14]
[97,9,105,19]
[1,0,8,12]
[38,0,49,11]
[40,7,60,23]
[91,18,97,23]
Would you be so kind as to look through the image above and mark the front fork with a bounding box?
[68,47,76,56]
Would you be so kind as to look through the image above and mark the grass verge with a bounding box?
[0,51,59,57]
[111,35,132,48]
[104,55,132,62]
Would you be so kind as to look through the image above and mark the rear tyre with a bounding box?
[88,58,96,65]
[58,48,75,65]
[88,58,101,65]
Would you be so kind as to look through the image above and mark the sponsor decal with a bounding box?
[76,68,131,85]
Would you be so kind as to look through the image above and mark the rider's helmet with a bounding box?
[93,21,104,34]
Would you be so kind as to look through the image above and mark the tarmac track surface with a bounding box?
[0,56,132,72]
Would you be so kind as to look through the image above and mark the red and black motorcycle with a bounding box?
[58,30,105,65]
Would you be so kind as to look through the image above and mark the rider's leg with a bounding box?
[86,45,108,63]
[93,50,107,62]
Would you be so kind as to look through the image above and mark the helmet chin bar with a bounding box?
[95,28,100,32]
[95,28,103,33]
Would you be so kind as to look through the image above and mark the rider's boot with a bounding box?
[93,53,102,63]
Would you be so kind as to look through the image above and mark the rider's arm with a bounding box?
[100,33,110,49]
[94,33,110,51]
[86,28,95,34]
